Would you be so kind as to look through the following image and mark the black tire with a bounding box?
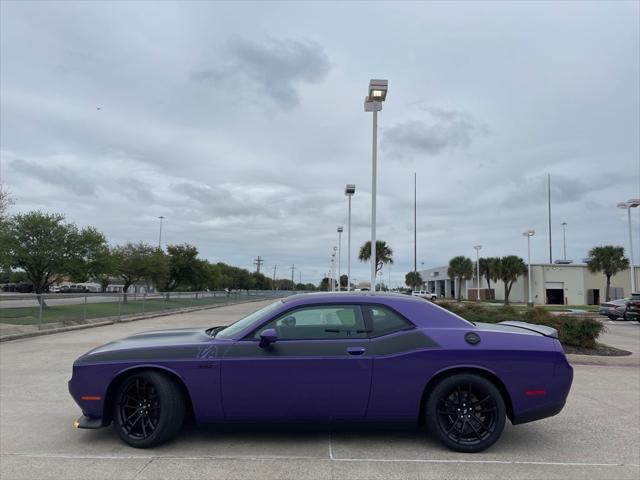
[426,373,506,453]
[112,371,185,448]
[608,315,618,321]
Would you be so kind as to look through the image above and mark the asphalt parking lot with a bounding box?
[1,300,639,480]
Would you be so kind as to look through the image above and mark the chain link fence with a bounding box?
[0,290,295,335]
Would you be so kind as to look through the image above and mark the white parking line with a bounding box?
[2,452,638,469]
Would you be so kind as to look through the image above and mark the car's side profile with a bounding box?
[69,293,573,452]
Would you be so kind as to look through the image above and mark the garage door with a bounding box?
[545,282,564,290]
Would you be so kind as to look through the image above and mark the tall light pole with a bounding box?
[332,247,337,292]
[561,222,568,261]
[364,79,388,293]
[345,184,356,291]
[523,230,535,306]
[157,216,165,249]
[618,199,640,293]
[337,226,344,291]
[414,172,417,273]
[474,245,482,301]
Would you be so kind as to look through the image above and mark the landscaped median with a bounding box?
[437,301,630,356]
[0,291,291,341]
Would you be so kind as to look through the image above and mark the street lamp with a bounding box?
[364,79,388,293]
[522,230,535,306]
[332,246,338,292]
[618,199,640,293]
[345,184,356,292]
[561,222,568,261]
[337,226,344,291]
[474,245,482,302]
[157,216,165,249]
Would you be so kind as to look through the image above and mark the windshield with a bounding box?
[215,300,283,339]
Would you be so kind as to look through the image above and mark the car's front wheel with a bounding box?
[113,371,185,448]
[426,373,506,453]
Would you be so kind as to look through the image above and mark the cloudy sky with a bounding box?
[1,1,639,286]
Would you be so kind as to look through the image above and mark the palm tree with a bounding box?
[405,271,423,290]
[479,257,500,299]
[587,246,629,301]
[447,256,473,301]
[497,255,527,304]
[358,240,394,274]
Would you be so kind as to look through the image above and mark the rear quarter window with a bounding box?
[367,305,414,336]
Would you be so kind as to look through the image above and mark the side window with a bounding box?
[253,305,367,340]
[367,305,414,336]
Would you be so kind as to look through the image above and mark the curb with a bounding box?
[0,298,270,343]
[566,353,639,367]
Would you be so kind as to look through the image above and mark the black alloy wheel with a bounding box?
[426,373,506,453]
[113,371,185,448]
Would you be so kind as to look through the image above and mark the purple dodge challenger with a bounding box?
[69,293,573,452]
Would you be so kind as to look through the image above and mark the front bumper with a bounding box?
[73,414,104,429]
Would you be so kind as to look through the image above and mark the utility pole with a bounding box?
[290,264,295,289]
[157,216,165,249]
[272,264,277,290]
[561,222,567,261]
[253,256,264,273]
[548,173,552,264]
[414,172,417,273]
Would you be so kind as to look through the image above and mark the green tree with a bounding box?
[339,274,349,290]
[358,240,394,277]
[67,227,113,286]
[479,257,500,297]
[0,187,14,268]
[448,256,473,301]
[113,242,167,301]
[497,255,527,304]
[319,277,331,291]
[163,244,202,293]
[587,246,630,301]
[405,271,423,290]
[3,212,105,300]
[251,271,273,290]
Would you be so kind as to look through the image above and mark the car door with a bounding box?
[221,304,372,421]
[365,304,439,420]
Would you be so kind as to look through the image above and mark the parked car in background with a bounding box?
[623,293,640,321]
[598,298,628,320]
[49,286,62,293]
[68,284,89,294]
[412,290,437,300]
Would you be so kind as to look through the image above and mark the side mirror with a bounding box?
[259,328,278,349]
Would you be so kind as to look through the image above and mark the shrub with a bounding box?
[440,302,604,349]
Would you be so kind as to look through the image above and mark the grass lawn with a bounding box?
[0,295,246,326]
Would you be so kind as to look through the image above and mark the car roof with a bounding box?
[282,291,428,305]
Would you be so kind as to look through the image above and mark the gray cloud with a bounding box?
[10,158,96,196]
[383,108,489,158]
[191,37,330,109]
[1,1,638,284]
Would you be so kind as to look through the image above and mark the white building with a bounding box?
[420,263,639,305]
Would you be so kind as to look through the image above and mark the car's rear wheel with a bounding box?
[426,373,506,453]
[113,371,185,448]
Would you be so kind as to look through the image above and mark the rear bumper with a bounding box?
[511,400,566,425]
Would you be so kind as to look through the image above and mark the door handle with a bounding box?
[347,347,366,356]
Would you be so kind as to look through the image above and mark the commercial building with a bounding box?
[420,263,639,305]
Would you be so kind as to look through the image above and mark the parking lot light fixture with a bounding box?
[618,201,638,293]
[522,230,535,306]
[474,245,482,302]
[345,184,356,291]
[364,79,388,292]
[337,227,344,291]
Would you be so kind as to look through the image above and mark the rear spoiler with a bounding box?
[498,321,558,339]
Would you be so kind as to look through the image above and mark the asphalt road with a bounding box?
[1,300,639,480]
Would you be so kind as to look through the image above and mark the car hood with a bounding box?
[75,328,214,365]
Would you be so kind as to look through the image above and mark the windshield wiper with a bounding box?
[206,326,227,338]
